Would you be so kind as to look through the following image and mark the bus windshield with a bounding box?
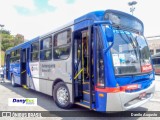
[110,30,152,75]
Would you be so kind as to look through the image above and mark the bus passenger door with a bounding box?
[21,49,27,85]
[26,48,30,87]
[6,54,10,80]
[73,26,94,109]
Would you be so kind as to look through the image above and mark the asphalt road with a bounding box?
[0,76,160,120]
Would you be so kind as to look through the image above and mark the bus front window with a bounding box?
[111,32,141,75]
[111,31,152,75]
[134,34,151,64]
[134,34,152,72]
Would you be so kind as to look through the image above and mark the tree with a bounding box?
[14,34,24,46]
[0,29,24,66]
[1,34,14,51]
[1,29,10,34]
[0,29,24,51]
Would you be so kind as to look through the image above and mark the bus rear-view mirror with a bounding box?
[105,26,114,42]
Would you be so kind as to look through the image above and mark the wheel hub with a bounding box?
[57,87,69,105]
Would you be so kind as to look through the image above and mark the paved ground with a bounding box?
[0,76,160,120]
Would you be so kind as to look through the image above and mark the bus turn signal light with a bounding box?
[99,93,104,97]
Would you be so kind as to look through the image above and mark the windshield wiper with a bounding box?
[118,32,138,58]
[123,32,139,59]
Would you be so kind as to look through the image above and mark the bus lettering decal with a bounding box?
[41,64,55,72]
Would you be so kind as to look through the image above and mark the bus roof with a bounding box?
[6,10,105,54]
[5,37,39,54]
[6,9,143,54]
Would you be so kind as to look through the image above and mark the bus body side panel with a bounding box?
[95,91,107,111]
[9,61,14,81]
[106,93,123,111]
[28,27,73,103]
[29,62,40,91]
[44,58,72,96]
[28,56,73,97]
[10,62,21,85]
[13,62,21,85]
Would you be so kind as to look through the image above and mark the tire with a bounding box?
[11,74,17,87]
[53,82,72,109]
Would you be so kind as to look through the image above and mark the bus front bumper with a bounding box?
[106,81,155,111]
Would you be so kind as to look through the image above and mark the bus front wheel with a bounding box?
[53,82,72,109]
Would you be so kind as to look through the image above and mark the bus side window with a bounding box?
[45,50,51,60]
[53,29,71,60]
[31,41,39,62]
[40,37,52,61]
[10,49,20,64]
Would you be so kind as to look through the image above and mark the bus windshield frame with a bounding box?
[109,29,152,76]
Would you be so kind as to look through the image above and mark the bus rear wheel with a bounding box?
[53,82,72,109]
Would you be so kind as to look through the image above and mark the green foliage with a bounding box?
[0,30,24,51]
[1,33,14,51]
[0,29,24,66]
[0,51,5,66]
[14,34,24,46]
[1,29,10,34]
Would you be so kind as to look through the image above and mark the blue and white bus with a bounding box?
[5,9,155,112]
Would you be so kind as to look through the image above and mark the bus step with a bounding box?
[83,84,89,90]
[82,82,89,84]
[75,102,90,109]
[83,90,95,94]
[83,90,95,102]
[75,101,95,109]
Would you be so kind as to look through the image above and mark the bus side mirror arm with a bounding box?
[104,25,114,53]
[103,42,114,54]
